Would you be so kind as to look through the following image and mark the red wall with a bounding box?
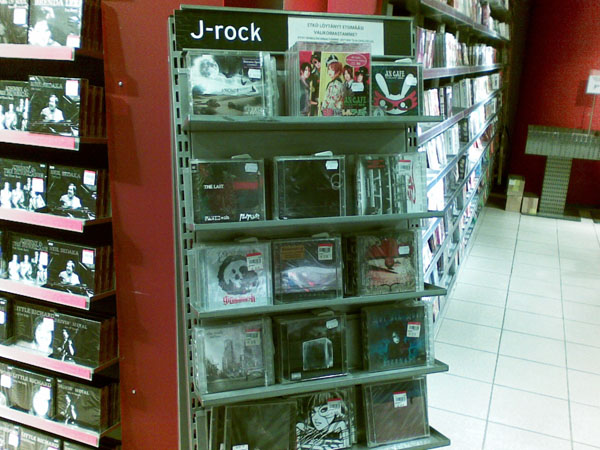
[510,0,600,206]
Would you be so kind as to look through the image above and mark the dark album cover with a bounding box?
[0,0,28,44]
[7,233,49,286]
[193,319,273,394]
[275,313,346,382]
[51,313,102,367]
[13,300,55,353]
[0,158,47,212]
[209,406,225,450]
[0,81,30,131]
[46,240,97,296]
[190,159,265,224]
[0,421,19,450]
[28,0,83,47]
[362,303,429,371]
[6,366,54,419]
[18,427,61,450]
[294,388,356,450]
[0,296,12,342]
[186,50,271,117]
[371,63,420,116]
[56,379,109,431]
[363,378,429,446]
[0,362,10,407]
[223,401,297,450]
[47,165,100,219]
[272,236,343,303]
[355,155,395,215]
[28,76,81,137]
[275,156,346,220]
[196,242,271,312]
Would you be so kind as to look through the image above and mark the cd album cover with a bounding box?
[45,240,97,296]
[186,50,271,117]
[355,155,395,215]
[390,152,428,214]
[51,313,103,367]
[0,0,28,44]
[275,313,346,382]
[272,236,343,303]
[0,421,19,450]
[224,401,297,450]
[0,296,11,342]
[194,319,273,394]
[362,303,429,371]
[190,159,265,224]
[6,366,54,419]
[294,388,356,450]
[7,233,49,286]
[28,0,83,47]
[196,242,271,312]
[47,165,100,219]
[275,156,346,220]
[0,158,47,212]
[28,76,82,136]
[363,378,429,446]
[17,426,61,450]
[56,379,110,431]
[371,63,420,116]
[0,81,30,131]
[13,300,55,353]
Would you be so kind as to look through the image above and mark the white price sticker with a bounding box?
[8,433,18,447]
[1,374,12,388]
[291,372,301,380]
[82,249,95,265]
[13,8,27,25]
[66,34,81,48]
[325,160,339,170]
[351,82,364,92]
[318,243,333,261]
[0,311,5,325]
[245,163,258,173]
[83,170,97,186]
[246,253,263,271]
[586,74,600,94]
[393,391,408,408]
[39,251,48,266]
[65,79,80,97]
[32,177,44,194]
[245,330,261,346]
[326,319,339,329]
[43,317,55,331]
[407,322,421,338]
[327,398,343,414]
[247,69,262,79]
[398,245,410,256]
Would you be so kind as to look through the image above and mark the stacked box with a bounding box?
[506,174,525,212]
[47,164,107,219]
[521,192,539,215]
[28,0,83,47]
[0,81,30,131]
[0,158,47,212]
[5,366,54,419]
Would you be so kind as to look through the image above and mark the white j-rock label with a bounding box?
[393,391,408,408]
[191,20,262,42]
[246,253,263,271]
[318,243,333,261]
[407,322,421,338]
[84,170,97,186]
[13,8,27,25]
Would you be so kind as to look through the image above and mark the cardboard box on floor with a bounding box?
[507,175,526,197]
[521,192,539,215]
[506,195,523,212]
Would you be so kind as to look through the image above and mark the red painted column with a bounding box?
[327,0,382,15]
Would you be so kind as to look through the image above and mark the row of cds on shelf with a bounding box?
[0,76,105,138]
[1,231,114,297]
[0,0,103,51]
[447,0,510,37]
[185,43,424,118]
[189,153,427,225]
[193,301,433,394]
[0,297,117,368]
[208,378,430,450]
[0,361,119,432]
[191,230,422,312]
[0,157,108,220]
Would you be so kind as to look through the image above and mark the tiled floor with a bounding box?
[428,206,600,450]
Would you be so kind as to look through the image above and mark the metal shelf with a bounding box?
[200,359,449,407]
[0,209,110,233]
[351,427,450,449]
[0,129,106,151]
[423,64,503,80]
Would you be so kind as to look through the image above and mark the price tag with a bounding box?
[13,8,27,25]
[0,311,5,325]
[393,391,408,408]
[82,249,95,265]
[398,245,410,256]
[326,319,339,329]
[32,177,44,193]
[291,372,301,380]
[318,243,333,261]
[407,322,421,338]
[327,398,343,414]
[325,160,339,170]
[83,170,97,186]
[8,433,18,447]
[43,317,55,331]
[248,68,262,79]
[246,252,263,271]
[586,74,600,95]
[244,330,261,346]
[1,374,11,388]
[351,82,364,92]
[39,251,48,266]
[245,163,258,173]
[65,79,80,97]
[66,34,81,48]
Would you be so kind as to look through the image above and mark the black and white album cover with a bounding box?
[363,378,429,446]
[275,313,346,382]
[0,158,47,212]
[56,379,108,431]
[0,0,28,44]
[272,236,343,303]
[28,0,83,47]
[13,300,55,353]
[47,164,100,219]
[28,76,81,137]
[6,366,54,419]
[7,233,49,286]
[51,313,102,367]
[197,242,271,312]
[223,401,297,450]
[194,319,273,394]
[0,81,30,131]
[17,426,61,450]
[275,156,346,219]
[295,388,356,450]
[355,155,395,215]
[0,296,11,342]
[190,159,265,224]
[186,50,271,117]
[46,240,97,296]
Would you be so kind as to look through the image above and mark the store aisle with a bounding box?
[428,205,600,450]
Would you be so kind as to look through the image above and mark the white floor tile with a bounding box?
[436,319,501,353]
[488,385,571,440]
[511,263,561,286]
[559,246,600,262]
[484,422,571,450]
[520,214,557,228]
[568,370,600,408]
[513,251,560,269]
[559,235,600,250]
[516,240,559,256]
[474,234,517,250]
[503,309,565,340]
[517,229,558,245]
[428,407,486,450]
[571,403,600,447]
[444,300,505,328]
[469,244,515,261]
[561,271,600,290]
[477,226,517,238]
[464,255,514,274]
[499,330,566,367]
[509,275,562,300]
[434,342,497,383]
[564,320,600,348]
[573,443,600,450]
[561,257,600,275]
[506,291,563,318]
[458,268,510,291]
[564,301,600,326]
[494,355,568,399]
[450,282,508,308]
[427,373,492,419]
[562,284,600,306]
[566,342,600,375]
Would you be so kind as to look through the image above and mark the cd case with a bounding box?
[371,63,423,117]
[363,378,429,447]
[272,236,343,303]
[274,313,347,383]
[192,318,274,395]
[0,158,47,212]
[192,241,272,312]
[28,76,82,137]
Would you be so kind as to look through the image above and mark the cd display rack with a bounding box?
[169,5,455,450]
